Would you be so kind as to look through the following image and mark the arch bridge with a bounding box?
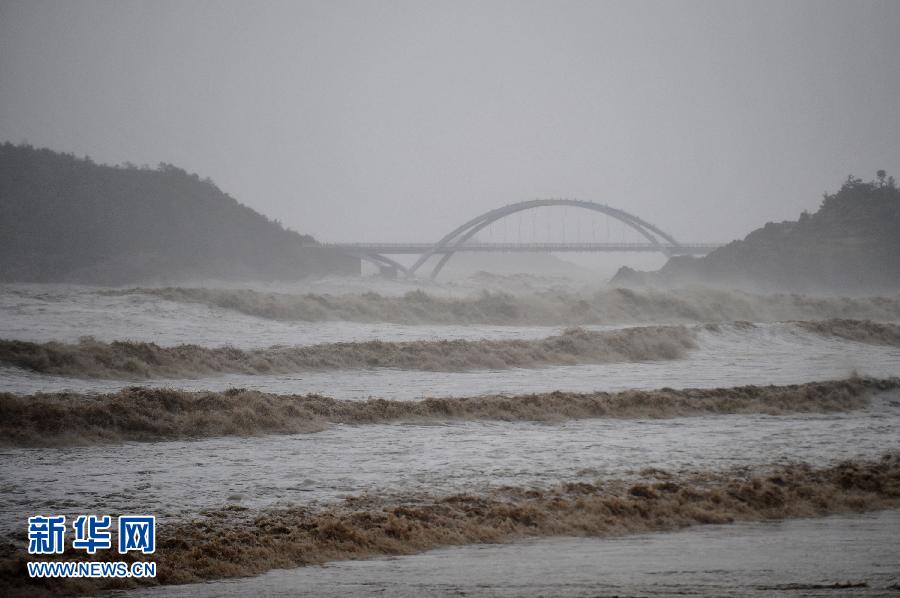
[327,199,720,279]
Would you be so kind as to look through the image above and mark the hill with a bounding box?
[0,143,357,283]
[613,173,900,292]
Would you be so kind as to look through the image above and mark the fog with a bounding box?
[2,0,899,250]
[5,4,900,595]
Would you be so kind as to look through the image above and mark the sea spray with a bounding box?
[116,286,900,325]
[793,318,900,347]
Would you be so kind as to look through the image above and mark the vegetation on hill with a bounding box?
[614,172,900,292]
[0,143,356,283]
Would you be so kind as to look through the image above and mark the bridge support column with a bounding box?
[378,264,399,279]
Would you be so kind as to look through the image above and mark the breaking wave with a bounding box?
[118,286,900,325]
[0,326,696,379]
[2,378,894,446]
[4,455,899,595]
[793,318,900,347]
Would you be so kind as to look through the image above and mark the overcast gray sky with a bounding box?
[1,0,898,245]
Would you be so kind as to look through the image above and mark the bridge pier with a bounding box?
[377,264,399,279]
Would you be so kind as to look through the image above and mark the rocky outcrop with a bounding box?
[613,174,900,292]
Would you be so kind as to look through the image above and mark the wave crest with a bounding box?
[119,286,900,325]
[0,326,696,379]
[2,378,893,446]
[4,455,899,594]
[794,318,900,347]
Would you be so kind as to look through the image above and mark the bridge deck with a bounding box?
[326,242,722,255]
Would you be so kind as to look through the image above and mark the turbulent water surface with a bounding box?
[2,321,896,397]
[2,393,899,535]
[1,281,899,596]
[126,509,900,598]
